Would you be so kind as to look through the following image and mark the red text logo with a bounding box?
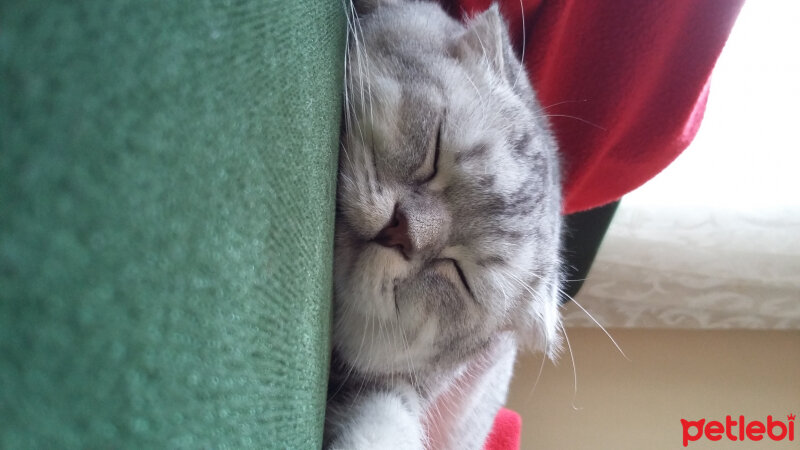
[681,414,795,447]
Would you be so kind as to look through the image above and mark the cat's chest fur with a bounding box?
[326,334,516,450]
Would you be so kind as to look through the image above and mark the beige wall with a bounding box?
[506,328,800,450]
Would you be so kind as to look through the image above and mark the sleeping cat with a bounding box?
[325,1,563,448]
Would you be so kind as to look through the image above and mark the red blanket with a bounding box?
[440,0,744,213]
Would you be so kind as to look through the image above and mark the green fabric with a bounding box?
[1,1,344,448]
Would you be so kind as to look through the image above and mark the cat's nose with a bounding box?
[374,205,413,258]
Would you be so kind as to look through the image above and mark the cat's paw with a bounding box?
[328,388,424,450]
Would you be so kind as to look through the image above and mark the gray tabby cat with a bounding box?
[326,0,563,448]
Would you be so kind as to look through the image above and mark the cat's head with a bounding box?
[334,1,562,376]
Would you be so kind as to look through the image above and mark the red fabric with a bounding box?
[483,407,522,450]
[439,0,744,213]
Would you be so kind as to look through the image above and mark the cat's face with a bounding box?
[334,2,562,376]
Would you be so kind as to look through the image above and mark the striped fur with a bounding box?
[327,2,563,448]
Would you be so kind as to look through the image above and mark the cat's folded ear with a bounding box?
[451,5,511,79]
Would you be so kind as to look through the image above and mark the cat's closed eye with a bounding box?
[435,257,474,298]
[420,117,442,184]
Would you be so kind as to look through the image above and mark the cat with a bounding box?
[325,1,563,448]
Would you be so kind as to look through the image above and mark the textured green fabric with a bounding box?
[1,1,344,448]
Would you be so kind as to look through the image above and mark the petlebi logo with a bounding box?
[681,413,796,447]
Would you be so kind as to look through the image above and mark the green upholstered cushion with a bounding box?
[1,1,344,447]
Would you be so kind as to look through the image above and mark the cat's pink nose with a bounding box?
[374,206,413,258]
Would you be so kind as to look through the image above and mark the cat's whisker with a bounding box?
[542,113,607,131]
[342,83,373,196]
[343,0,362,142]
[558,321,583,411]
[347,1,371,114]
[348,311,375,407]
[373,318,392,390]
[353,18,376,157]
[430,393,462,445]
[469,18,491,70]
[348,6,379,192]
[388,319,403,388]
[512,0,526,91]
[344,6,377,196]
[462,71,485,106]
[497,267,543,310]
[492,273,511,314]
[353,34,367,125]
[328,333,360,402]
[557,288,630,361]
[425,399,448,447]
[346,108,375,196]
[535,98,589,113]
[561,275,588,284]
[394,297,422,392]
[339,144,357,177]
[513,267,628,361]
[524,328,548,404]
[494,267,564,358]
